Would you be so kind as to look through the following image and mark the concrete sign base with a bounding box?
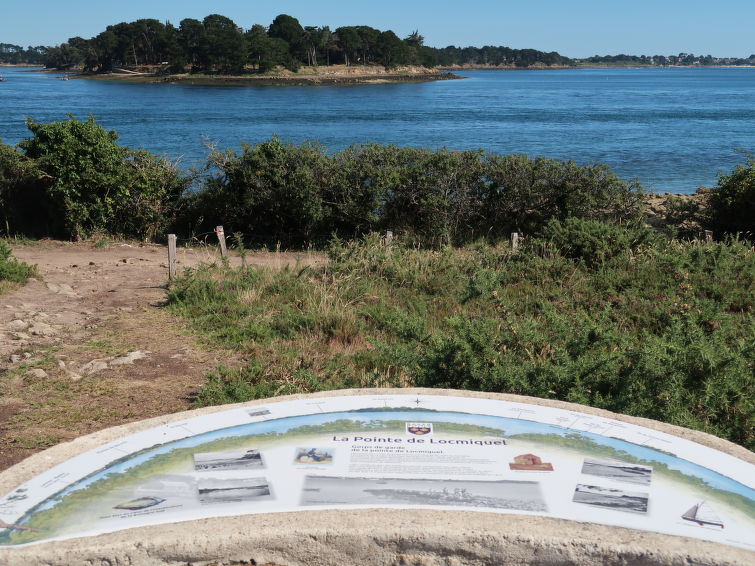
[0,388,753,566]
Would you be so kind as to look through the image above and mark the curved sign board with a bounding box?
[0,394,753,550]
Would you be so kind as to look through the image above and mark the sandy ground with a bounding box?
[0,239,323,471]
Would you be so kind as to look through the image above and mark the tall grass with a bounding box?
[167,225,754,449]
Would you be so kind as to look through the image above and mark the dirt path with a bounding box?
[0,240,322,471]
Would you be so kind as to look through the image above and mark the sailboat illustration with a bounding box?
[681,501,724,528]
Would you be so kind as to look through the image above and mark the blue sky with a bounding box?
[2,0,754,58]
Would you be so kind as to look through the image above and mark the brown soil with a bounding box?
[0,240,323,472]
[644,191,706,232]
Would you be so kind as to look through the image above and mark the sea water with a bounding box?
[1,66,752,193]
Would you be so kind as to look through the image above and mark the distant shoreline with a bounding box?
[440,64,755,71]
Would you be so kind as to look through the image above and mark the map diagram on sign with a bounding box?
[0,394,753,551]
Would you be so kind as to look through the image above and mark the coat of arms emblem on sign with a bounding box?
[406,422,433,436]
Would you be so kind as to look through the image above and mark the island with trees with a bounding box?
[33,14,460,85]
[2,12,753,82]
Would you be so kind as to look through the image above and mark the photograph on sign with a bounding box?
[197,477,271,504]
[573,484,649,513]
[301,476,547,511]
[581,458,653,486]
[193,449,265,472]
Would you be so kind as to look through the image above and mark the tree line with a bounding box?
[38,13,571,73]
[433,45,572,67]
[0,43,47,65]
[41,14,439,73]
[579,52,755,66]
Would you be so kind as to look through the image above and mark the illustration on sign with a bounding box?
[0,394,753,551]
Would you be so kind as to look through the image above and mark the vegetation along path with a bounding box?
[0,239,321,471]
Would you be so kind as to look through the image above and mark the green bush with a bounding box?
[0,142,52,237]
[705,157,755,238]
[186,139,645,248]
[19,116,128,239]
[482,154,645,238]
[16,116,188,240]
[539,217,653,266]
[0,240,37,284]
[196,136,330,245]
[114,150,191,240]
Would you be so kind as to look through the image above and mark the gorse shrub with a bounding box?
[705,156,755,238]
[168,229,754,449]
[0,240,37,284]
[539,217,654,266]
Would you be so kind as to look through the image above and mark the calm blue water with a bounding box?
[1,66,753,194]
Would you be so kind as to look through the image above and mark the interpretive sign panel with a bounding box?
[0,394,753,550]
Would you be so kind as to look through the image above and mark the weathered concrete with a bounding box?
[1,388,753,566]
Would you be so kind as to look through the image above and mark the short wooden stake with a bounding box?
[216,225,228,257]
[168,234,177,280]
[704,230,713,243]
[511,232,520,251]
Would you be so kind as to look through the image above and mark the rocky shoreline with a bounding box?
[73,65,461,86]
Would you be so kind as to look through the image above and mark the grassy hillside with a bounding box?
[167,222,754,450]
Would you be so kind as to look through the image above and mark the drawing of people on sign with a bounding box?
[294,448,333,465]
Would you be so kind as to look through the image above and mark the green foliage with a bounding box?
[201,14,247,73]
[198,136,330,245]
[482,154,645,237]
[193,361,352,407]
[705,156,755,238]
[116,150,191,240]
[658,193,703,238]
[169,231,755,449]
[14,116,188,240]
[39,11,576,73]
[0,240,37,284]
[19,115,127,239]
[539,217,653,266]
[188,139,644,248]
[0,142,52,237]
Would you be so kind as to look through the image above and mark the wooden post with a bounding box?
[511,232,519,251]
[216,225,227,257]
[704,230,713,243]
[385,230,394,245]
[168,234,177,280]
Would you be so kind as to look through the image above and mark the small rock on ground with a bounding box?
[26,368,48,379]
[110,350,150,366]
